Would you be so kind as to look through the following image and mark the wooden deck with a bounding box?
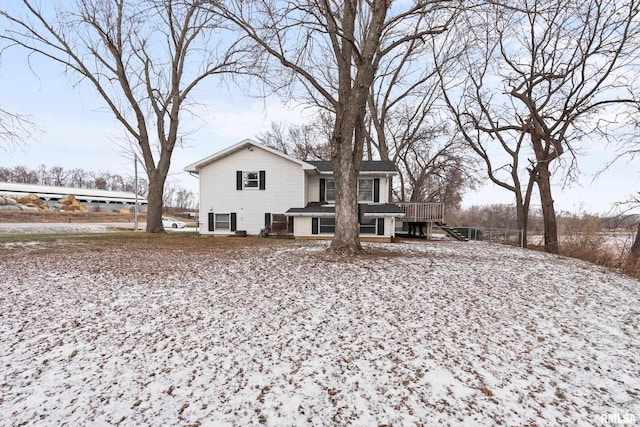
[395,203,467,241]
[397,202,444,223]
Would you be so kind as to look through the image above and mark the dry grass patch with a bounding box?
[0,233,296,258]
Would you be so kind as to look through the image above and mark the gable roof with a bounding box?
[184,138,316,173]
[306,160,398,173]
[184,139,399,175]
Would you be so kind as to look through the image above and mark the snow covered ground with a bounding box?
[0,223,129,234]
[1,238,638,426]
[0,223,195,234]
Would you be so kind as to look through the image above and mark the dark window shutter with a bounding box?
[265,212,271,227]
[374,178,380,203]
[208,212,215,231]
[259,170,266,190]
[236,171,243,190]
[358,204,367,224]
[319,179,325,202]
[377,218,385,236]
[230,213,237,231]
[312,218,319,234]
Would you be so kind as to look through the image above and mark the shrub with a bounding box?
[556,212,636,274]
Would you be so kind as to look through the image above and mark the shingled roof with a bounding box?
[305,160,398,173]
[286,203,404,216]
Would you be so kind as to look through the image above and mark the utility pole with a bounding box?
[134,155,139,231]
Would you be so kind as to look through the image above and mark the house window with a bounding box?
[243,171,259,189]
[270,214,289,233]
[359,217,376,234]
[319,218,335,234]
[358,179,374,202]
[326,179,336,202]
[324,179,373,202]
[215,213,230,230]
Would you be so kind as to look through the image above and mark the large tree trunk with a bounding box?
[515,192,529,248]
[331,149,361,254]
[145,168,168,233]
[625,223,640,273]
[516,170,536,248]
[145,178,164,233]
[322,0,386,255]
[536,162,559,253]
[329,108,363,254]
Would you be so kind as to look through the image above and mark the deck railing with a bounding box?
[397,202,444,222]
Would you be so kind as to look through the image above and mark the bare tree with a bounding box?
[69,168,89,189]
[257,118,332,161]
[629,217,640,273]
[49,165,71,187]
[174,187,195,210]
[364,32,477,211]
[36,164,49,185]
[455,203,519,229]
[0,107,35,151]
[212,0,457,254]
[394,134,470,204]
[1,0,239,232]
[106,174,125,191]
[11,165,38,183]
[434,7,536,247]
[609,193,640,273]
[436,0,640,252]
[0,167,10,182]
[94,176,107,190]
[608,102,640,272]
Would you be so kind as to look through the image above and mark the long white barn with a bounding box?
[0,182,147,210]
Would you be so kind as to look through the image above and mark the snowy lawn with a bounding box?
[1,236,639,426]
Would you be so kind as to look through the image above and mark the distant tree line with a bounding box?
[452,204,639,234]
[0,164,195,210]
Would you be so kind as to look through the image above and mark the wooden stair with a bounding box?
[434,222,468,241]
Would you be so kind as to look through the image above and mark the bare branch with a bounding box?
[0,0,240,232]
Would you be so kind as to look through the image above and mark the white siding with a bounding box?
[198,147,306,235]
[294,217,313,236]
[302,173,309,205]
[379,177,390,203]
[307,175,321,202]
[384,217,394,237]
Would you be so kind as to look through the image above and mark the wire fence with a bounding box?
[451,226,525,247]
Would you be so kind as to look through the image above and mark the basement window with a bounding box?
[215,213,230,230]
[319,218,335,234]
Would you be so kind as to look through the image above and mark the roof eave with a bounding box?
[313,170,398,176]
[184,138,317,172]
[363,212,405,217]
[286,212,335,217]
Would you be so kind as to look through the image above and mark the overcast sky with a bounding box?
[1,47,637,215]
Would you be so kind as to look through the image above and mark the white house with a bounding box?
[184,139,405,242]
